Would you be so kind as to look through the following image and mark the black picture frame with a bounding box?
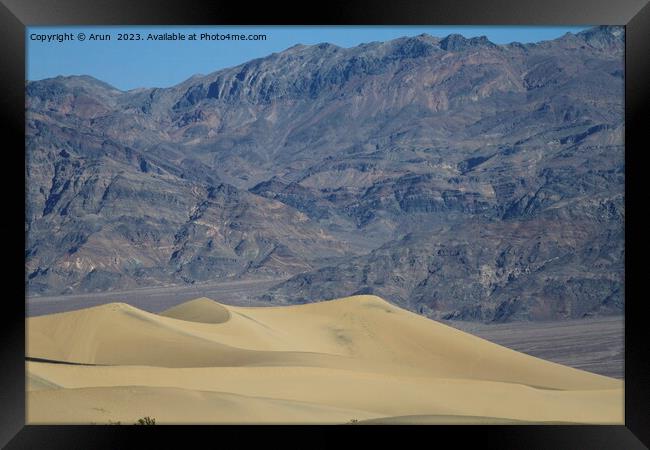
[2,0,648,448]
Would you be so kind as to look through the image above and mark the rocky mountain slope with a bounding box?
[26,26,624,322]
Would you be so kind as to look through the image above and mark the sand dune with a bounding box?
[27,386,383,424]
[26,295,623,424]
[159,297,231,323]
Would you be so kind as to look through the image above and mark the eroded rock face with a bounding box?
[26,27,624,321]
[264,217,624,322]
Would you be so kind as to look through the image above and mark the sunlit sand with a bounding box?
[26,295,623,424]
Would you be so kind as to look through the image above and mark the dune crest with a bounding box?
[160,297,231,324]
[26,295,624,424]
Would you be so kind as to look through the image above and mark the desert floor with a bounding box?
[445,316,623,379]
[26,295,623,424]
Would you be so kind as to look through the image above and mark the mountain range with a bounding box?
[26,26,624,322]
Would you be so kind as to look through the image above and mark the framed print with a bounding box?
[1,0,649,448]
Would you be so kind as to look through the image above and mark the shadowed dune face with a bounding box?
[26,295,624,424]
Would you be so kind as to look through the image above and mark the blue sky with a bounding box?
[27,26,590,91]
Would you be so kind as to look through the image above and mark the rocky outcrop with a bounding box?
[26,27,624,322]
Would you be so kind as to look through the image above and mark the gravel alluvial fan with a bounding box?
[26,26,624,322]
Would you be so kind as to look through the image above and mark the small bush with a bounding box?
[135,416,156,425]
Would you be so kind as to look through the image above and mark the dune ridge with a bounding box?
[26,295,623,424]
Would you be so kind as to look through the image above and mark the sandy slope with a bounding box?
[26,295,623,424]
